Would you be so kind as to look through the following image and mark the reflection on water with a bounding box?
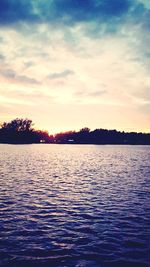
[0,144,150,267]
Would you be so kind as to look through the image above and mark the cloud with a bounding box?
[88,90,107,97]
[75,89,107,99]
[0,1,149,133]
[0,0,35,25]
[47,69,74,80]
[139,103,150,114]
[23,61,35,69]
[0,1,149,46]
[52,0,131,24]
[0,0,139,34]
[0,87,55,110]
[0,54,5,61]
[0,94,35,106]
[0,0,131,25]
[134,87,150,101]
[0,1,149,64]
[2,89,43,98]
[0,68,40,85]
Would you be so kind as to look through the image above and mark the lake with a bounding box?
[0,144,150,267]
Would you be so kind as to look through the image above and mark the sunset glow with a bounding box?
[0,0,150,134]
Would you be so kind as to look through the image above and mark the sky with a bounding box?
[0,0,150,134]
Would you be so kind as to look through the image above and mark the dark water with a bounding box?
[0,144,150,267]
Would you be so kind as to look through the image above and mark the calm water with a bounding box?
[0,144,150,267]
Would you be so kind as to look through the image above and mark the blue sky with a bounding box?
[0,0,150,133]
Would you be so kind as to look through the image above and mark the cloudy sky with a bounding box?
[0,0,150,133]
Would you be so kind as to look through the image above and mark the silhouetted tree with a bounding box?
[0,118,53,144]
[1,118,33,132]
[54,128,150,145]
[79,127,90,133]
[0,119,150,144]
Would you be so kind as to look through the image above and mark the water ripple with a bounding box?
[0,144,150,267]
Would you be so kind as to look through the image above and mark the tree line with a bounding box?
[0,118,150,145]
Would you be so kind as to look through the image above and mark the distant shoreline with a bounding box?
[1,119,150,145]
[0,143,150,146]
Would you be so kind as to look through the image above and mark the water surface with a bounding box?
[0,144,150,267]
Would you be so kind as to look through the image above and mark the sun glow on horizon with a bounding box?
[0,0,150,133]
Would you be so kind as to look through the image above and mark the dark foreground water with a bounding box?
[0,144,150,267]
